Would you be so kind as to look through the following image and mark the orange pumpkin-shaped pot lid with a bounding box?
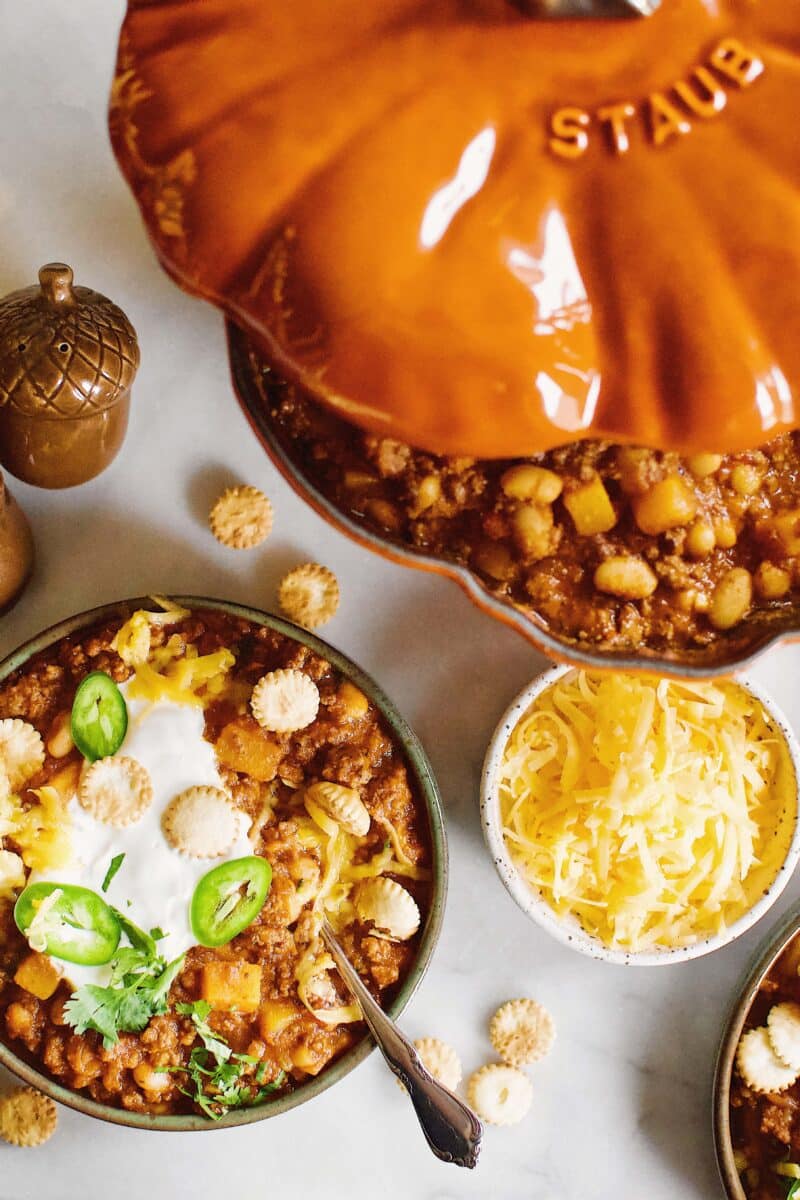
[110,0,800,458]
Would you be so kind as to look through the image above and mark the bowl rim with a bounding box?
[226,320,800,682]
[479,664,800,967]
[0,595,447,1131]
[712,898,800,1200]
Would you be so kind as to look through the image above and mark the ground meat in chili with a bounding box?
[252,358,800,662]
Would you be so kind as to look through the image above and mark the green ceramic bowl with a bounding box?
[0,596,447,1131]
[714,900,800,1198]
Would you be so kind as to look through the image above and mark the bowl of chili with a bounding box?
[0,597,447,1131]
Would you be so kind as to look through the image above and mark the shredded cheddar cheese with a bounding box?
[112,599,191,666]
[291,808,430,1019]
[25,887,65,953]
[127,645,235,708]
[114,602,234,709]
[375,813,414,869]
[112,611,152,666]
[10,786,72,873]
[295,945,360,1026]
[498,672,796,952]
[304,797,341,840]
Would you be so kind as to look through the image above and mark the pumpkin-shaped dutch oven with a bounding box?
[109,0,800,675]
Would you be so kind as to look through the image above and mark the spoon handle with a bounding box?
[321,922,482,1169]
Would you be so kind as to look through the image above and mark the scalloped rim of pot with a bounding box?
[226,322,800,681]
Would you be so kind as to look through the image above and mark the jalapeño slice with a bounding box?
[191,857,272,948]
[71,671,128,762]
[14,882,121,966]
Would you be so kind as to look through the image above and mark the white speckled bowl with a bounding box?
[480,665,800,966]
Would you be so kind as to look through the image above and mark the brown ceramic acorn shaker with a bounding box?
[0,469,34,612]
[0,263,139,488]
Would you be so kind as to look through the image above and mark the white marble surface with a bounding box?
[0,4,797,1197]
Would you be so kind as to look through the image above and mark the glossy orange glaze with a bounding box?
[111,1,800,458]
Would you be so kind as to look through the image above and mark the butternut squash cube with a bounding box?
[632,476,697,536]
[259,998,300,1040]
[337,682,369,721]
[291,1040,326,1075]
[201,961,262,1013]
[14,952,60,1001]
[215,716,284,782]
[563,477,617,536]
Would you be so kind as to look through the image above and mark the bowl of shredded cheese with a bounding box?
[481,667,800,965]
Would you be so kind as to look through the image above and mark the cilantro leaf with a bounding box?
[165,1005,286,1119]
[114,989,157,1035]
[112,910,158,958]
[101,854,125,893]
[150,956,187,1009]
[62,913,286,1117]
[63,985,123,1045]
[179,999,212,1023]
[109,946,153,985]
[176,1001,232,1063]
[63,913,185,1049]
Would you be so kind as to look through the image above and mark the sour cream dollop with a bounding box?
[29,689,252,987]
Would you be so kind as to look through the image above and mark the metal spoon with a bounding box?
[320,921,483,1169]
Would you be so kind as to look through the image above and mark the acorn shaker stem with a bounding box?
[38,263,76,307]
